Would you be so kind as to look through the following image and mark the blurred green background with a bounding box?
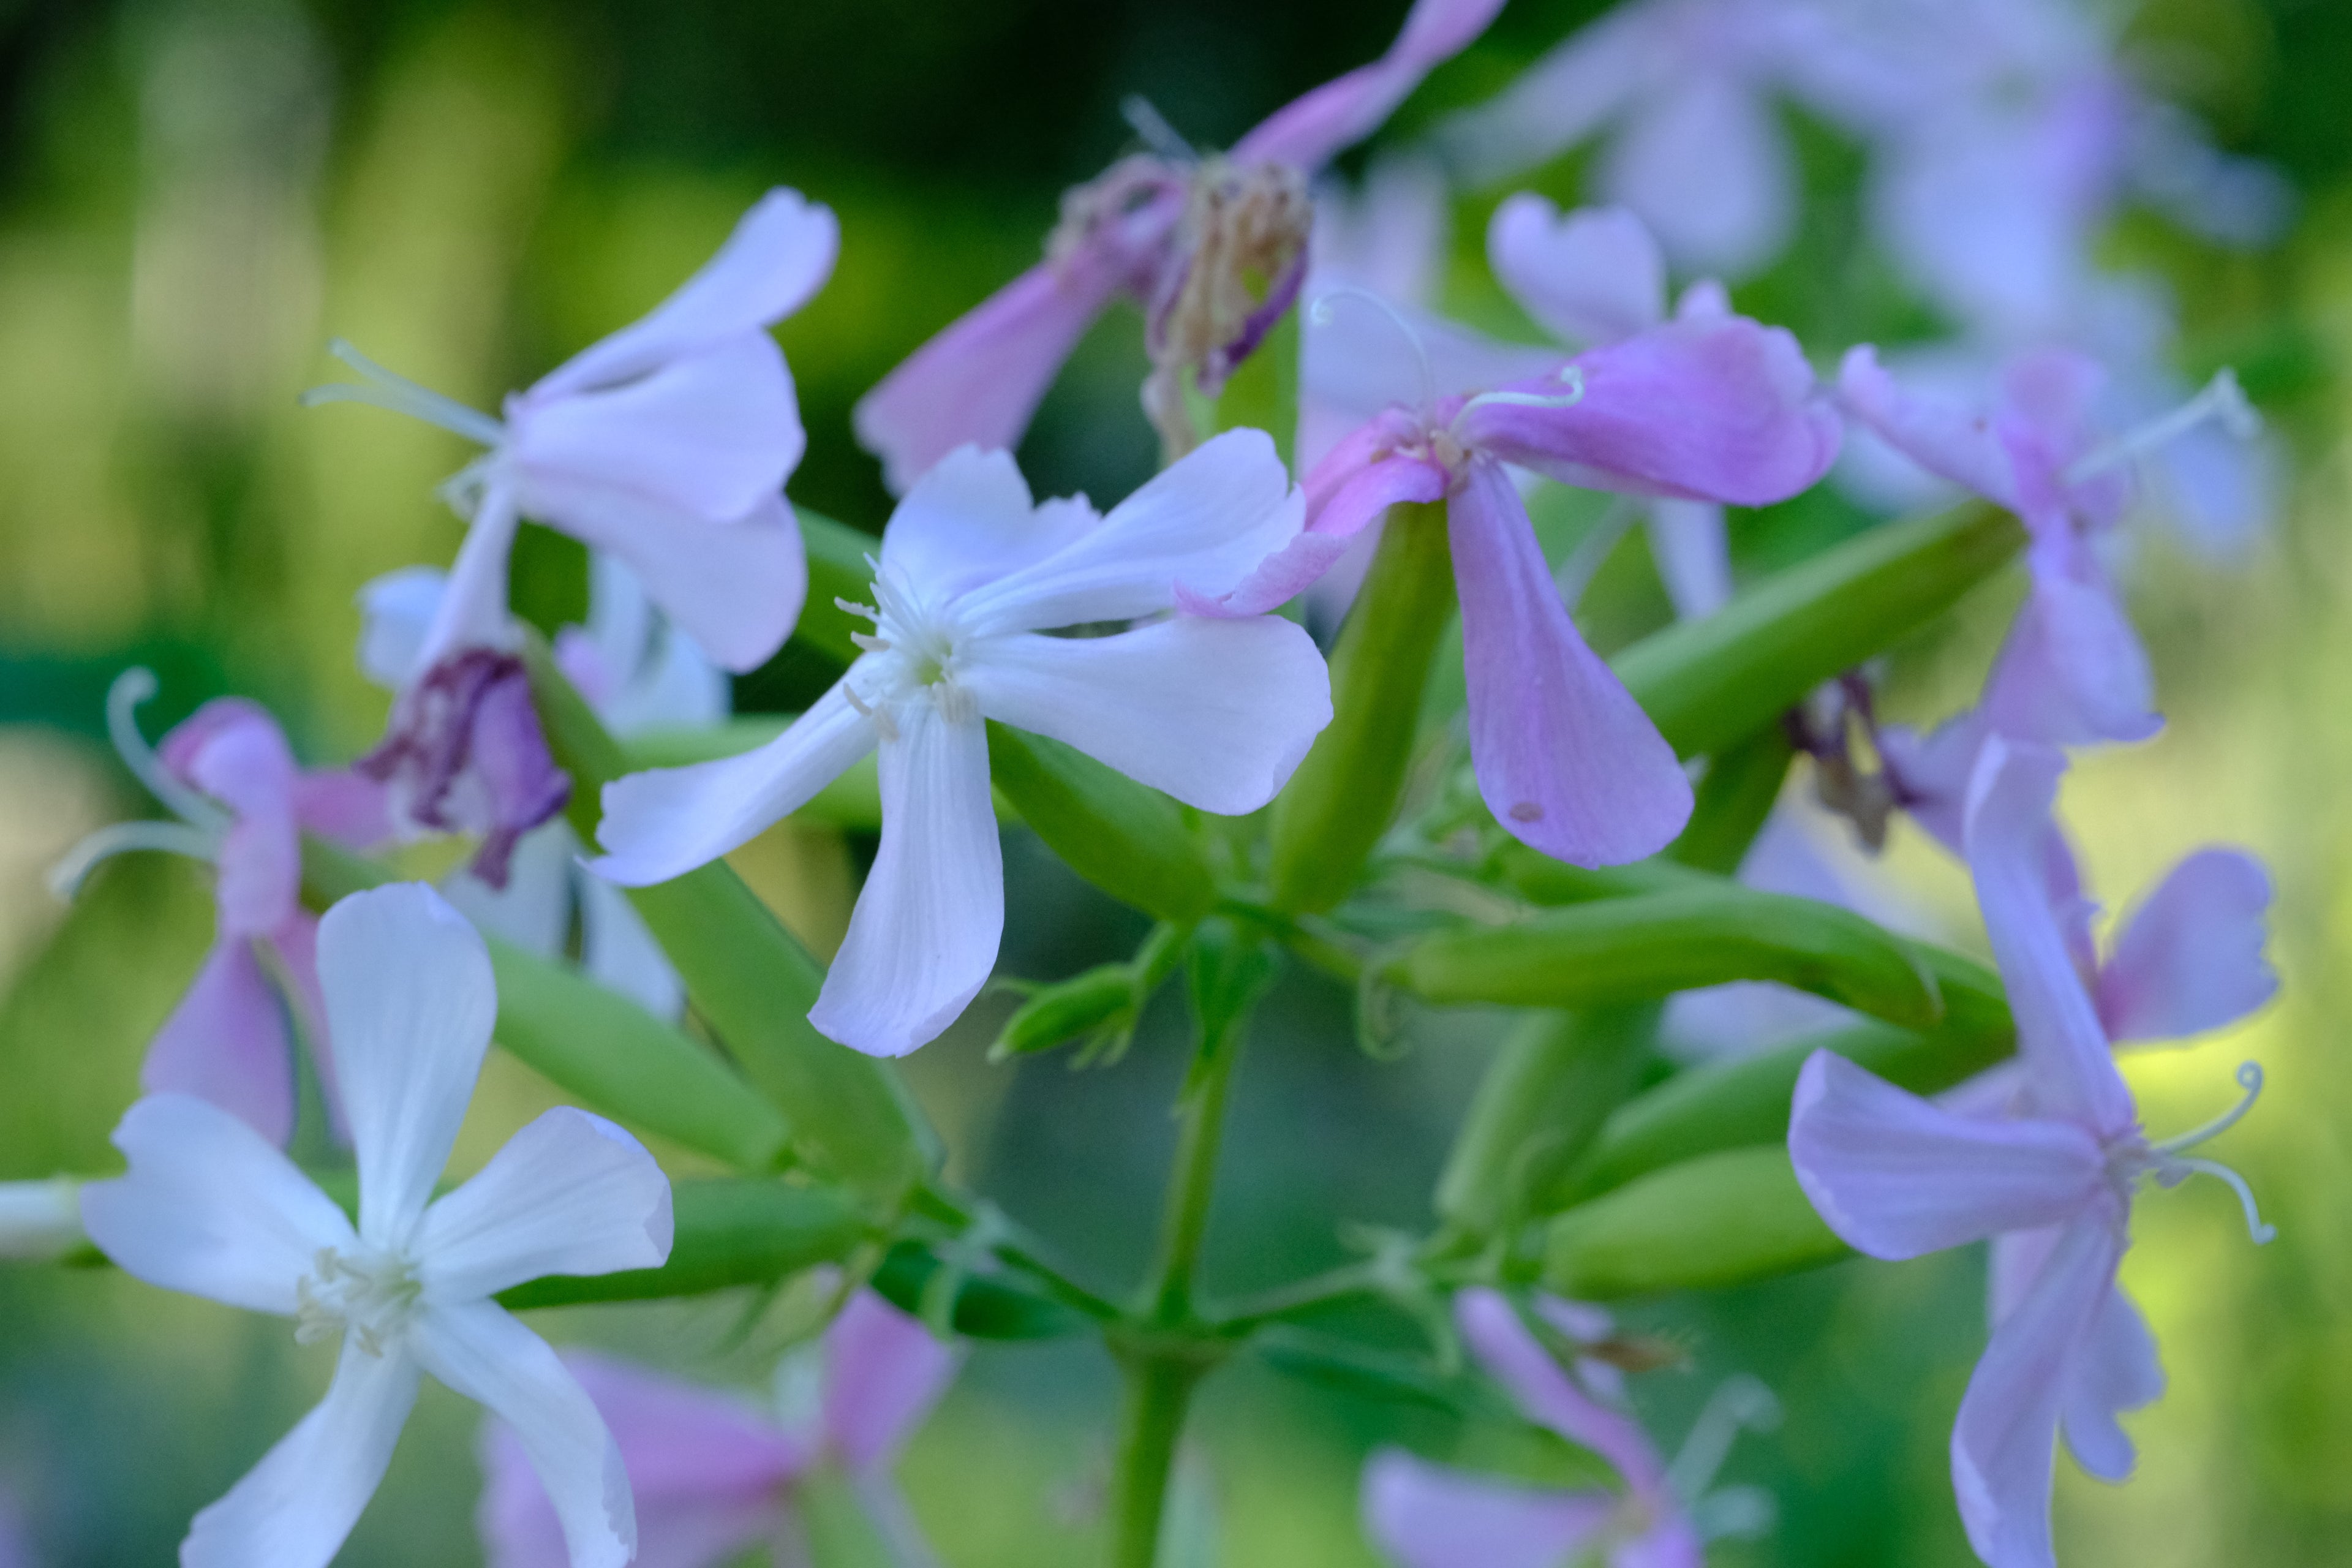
[1,0,2349,1562]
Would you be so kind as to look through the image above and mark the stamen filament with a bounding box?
[1458,363,1587,418]
[2153,1061,2265,1155]
[1120,94,1197,164]
[1308,287,1438,414]
[1665,1374,1780,1507]
[47,819,224,901]
[300,339,507,447]
[2064,368,2259,486]
[105,668,230,834]
[2157,1155,2277,1244]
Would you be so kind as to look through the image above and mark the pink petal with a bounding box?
[1179,447,1445,618]
[823,1291,960,1472]
[1462,317,1839,505]
[1788,1051,2106,1261]
[1962,739,2138,1139]
[1834,345,2018,508]
[1978,546,2160,748]
[2095,848,2277,1043]
[1599,70,1794,279]
[1951,1213,2124,1568]
[1231,0,1507,170]
[1486,197,1665,346]
[2059,1282,2164,1483]
[1449,459,1691,867]
[854,243,1152,497]
[520,480,807,674]
[1454,1287,1665,1491]
[511,334,803,524]
[293,769,394,851]
[142,940,297,1148]
[533,189,839,399]
[162,700,302,937]
[1429,6,1649,186]
[1643,497,1732,620]
[1361,1449,1614,1568]
[1878,707,1988,857]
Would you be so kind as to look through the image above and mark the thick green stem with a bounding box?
[1106,1346,1210,1568]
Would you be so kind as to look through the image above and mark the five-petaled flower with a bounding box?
[590,429,1333,1058]
[81,883,676,1568]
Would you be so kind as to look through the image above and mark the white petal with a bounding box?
[952,429,1303,635]
[590,679,875,886]
[512,335,802,523]
[442,821,578,957]
[319,884,498,1250]
[182,1338,421,1568]
[518,479,807,674]
[533,188,839,398]
[414,1301,636,1568]
[808,699,1000,1057]
[964,618,1332,814]
[415,485,524,671]
[577,870,687,1019]
[80,1094,355,1314]
[878,445,1100,601]
[418,1107,673,1302]
[1486,195,1664,346]
[1600,71,1794,279]
[356,566,451,690]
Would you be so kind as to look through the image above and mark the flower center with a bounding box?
[835,557,978,737]
[2106,1060,2275,1243]
[294,1246,421,1357]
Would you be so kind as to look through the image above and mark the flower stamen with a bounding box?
[2064,368,2259,486]
[1309,287,1438,415]
[300,339,507,447]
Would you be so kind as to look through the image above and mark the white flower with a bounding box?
[590,429,1335,1058]
[81,883,674,1568]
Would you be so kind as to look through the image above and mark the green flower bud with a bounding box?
[1542,1147,1849,1299]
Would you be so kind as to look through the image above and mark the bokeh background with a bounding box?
[1,0,2348,1562]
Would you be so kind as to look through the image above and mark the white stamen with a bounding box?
[850,632,893,654]
[104,668,230,834]
[47,819,222,901]
[300,338,508,448]
[1691,1484,1777,1544]
[1665,1374,1780,1507]
[836,595,880,620]
[1458,363,1588,418]
[2064,368,2260,486]
[2155,1155,2277,1245]
[1120,94,1197,164]
[293,1246,421,1357]
[2153,1060,2265,1156]
[1309,287,1438,413]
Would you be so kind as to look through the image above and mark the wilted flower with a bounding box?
[592,431,1332,1057]
[81,883,674,1568]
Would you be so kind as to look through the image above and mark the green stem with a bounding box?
[1146,1025,1245,1322]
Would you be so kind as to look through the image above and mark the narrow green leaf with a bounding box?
[1667,726,1795,874]
[867,1240,1091,1340]
[1389,888,1945,1030]
[1614,500,2024,759]
[986,722,1216,923]
[300,840,792,1174]
[497,1179,869,1310]
[1542,1147,1850,1299]
[522,639,935,1200]
[1269,500,1457,913]
[1252,1327,1479,1414]
[990,963,1136,1059]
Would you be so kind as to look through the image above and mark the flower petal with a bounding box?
[1788,1051,2107,1260]
[1232,0,1507,170]
[2095,848,2277,1044]
[320,883,499,1250]
[1361,1449,1614,1568]
[1599,71,1795,279]
[1455,1287,1665,1490]
[807,699,1000,1058]
[964,618,1331,814]
[1180,451,1446,619]
[479,1352,803,1568]
[591,679,876,887]
[854,249,1146,497]
[1978,557,2160,748]
[142,939,297,1147]
[442,822,578,958]
[1962,738,2138,1138]
[1449,459,1692,867]
[1462,317,1840,505]
[1643,497,1732,620]
[533,189,838,399]
[878,445,1099,601]
[577,871,686,1021]
[1487,197,1664,346]
[80,1093,355,1314]
[418,1107,673,1302]
[1429,6,1649,186]
[518,480,807,674]
[954,429,1303,636]
[2059,1281,2164,1483]
[416,1302,636,1568]
[824,1291,961,1472]
[162,700,302,935]
[1834,345,2018,507]
[1951,1214,2123,1568]
[181,1337,421,1568]
[295,769,395,851]
[513,336,802,524]
[358,566,450,690]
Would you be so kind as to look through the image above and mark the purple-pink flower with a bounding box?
[1789,735,2273,1568]
[852,0,1507,490]
[479,1291,959,1568]
[50,671,391,1146]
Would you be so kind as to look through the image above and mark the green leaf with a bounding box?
[1614,500,2024,759]
[797,1464,904,1568]
[986,722,1216,923]
[1666,726,1795,874]
[1387,887,1945,1030]
[1268,500,1457,913]
[496,1179,869,1310]
[867,1240,1091,1340]
[1542,1147,1850,1300]
[522,638,935,1201]
[301,839,793,1174]
[1251,1326,1480,1414]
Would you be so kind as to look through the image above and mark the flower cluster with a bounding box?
[0,2,2292,1567]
